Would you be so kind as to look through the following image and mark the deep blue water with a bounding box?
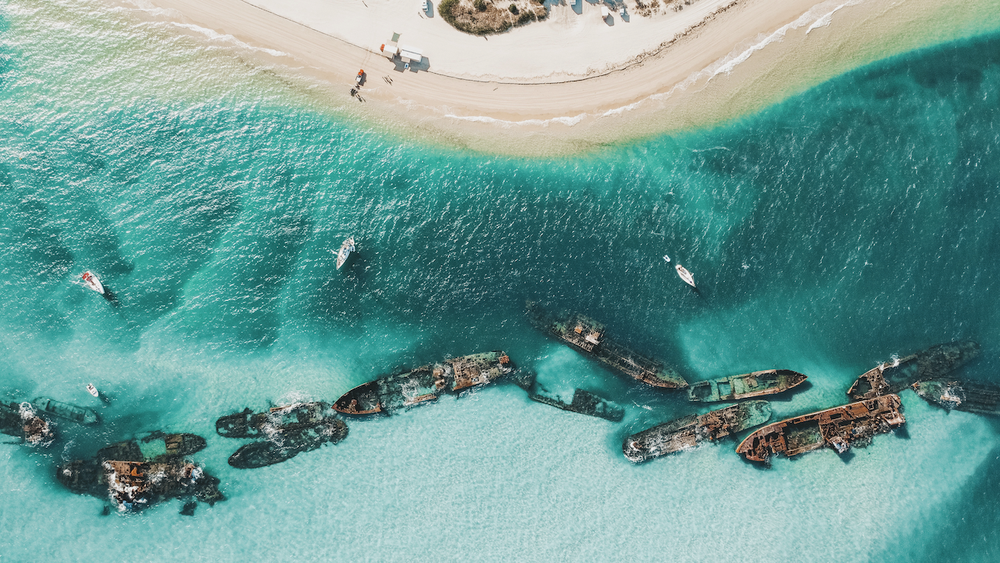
[2,1,1000,561]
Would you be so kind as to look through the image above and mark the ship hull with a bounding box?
[333,351,514,415]
[847,340,980,401]
[687,370,807,402]
[624,401,771,462]
[736,394,905,463]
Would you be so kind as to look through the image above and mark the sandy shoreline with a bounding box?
[118,0,1000,155]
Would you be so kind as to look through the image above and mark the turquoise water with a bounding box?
[3,0,1000,561]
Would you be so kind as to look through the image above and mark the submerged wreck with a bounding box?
[1,401,54,446]
[623,401,771,463]
[228,419,349,469]
[58,459,223,513]
[688,370,807,402]
[333,351,514,415]
[31,397,100,425]
[527,303,687,389]
[96,431,207,463]
[847,340,980,401]
[736,394,905,464]
[528,383,624,422]
[216,401,333,438]
[912,379,1000,416]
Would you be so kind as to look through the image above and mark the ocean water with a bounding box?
[2,1,1000,561]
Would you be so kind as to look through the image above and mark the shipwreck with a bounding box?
[96,431,207,463]
[216,401,334,438]
[1,401,54,446]
[847,340,980,401]
[31,397,100,425]
[527,302,687,389]
[57,458,224,513]
[623,401,771,463]
[528,383,624,422]
[687,369,807,402]
[736,394,905,464]
[912,379,1000,416]
[334,351,514,415]
[228,419,349,469]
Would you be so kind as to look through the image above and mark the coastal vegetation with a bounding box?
[439,0,547,35]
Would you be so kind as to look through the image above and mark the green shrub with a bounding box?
[508,3,519,13]
[474,0,486,11]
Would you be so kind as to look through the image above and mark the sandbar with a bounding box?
[117,0,1000,155]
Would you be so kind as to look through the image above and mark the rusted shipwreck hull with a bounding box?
[1,401,54,446]
[31,397,100,425]
[624,401,771,463]
[912,379,1000,416]
[229,419,349,469]
[528,303,687,389]
[688,369,807,402]
[333,351,514,415]
[529,384,624,422]
[736,394,905,463]
[57,458,224,513]
[96,431,207,463]
[847,340,980,401]
[216,402,333,438]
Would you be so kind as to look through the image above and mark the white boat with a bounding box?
[335,236,356,269]
[86,384,100,398]
[81,271,105,294]
[675,264,696,288]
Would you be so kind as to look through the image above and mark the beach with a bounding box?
[116,0,1000,154]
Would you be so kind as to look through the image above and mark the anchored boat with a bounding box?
[736,394,905,464]
[335,236,355,269]
[847,340,980,401]
[624,401,771,463]
[528,303,687,389]
[31,397,100,425]
[675,264,696,288]
[688,370,807,402]
[81,271,105,294]
[334,351,514,415]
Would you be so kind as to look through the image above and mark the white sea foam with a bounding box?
[444,112,587,128]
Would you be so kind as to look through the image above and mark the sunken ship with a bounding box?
[912,379,1000,416]
[687,370,807,402]
[31,397,100,425]
[57,429,221,513]
[228,419,348,469]
[58,459,223,513]
[216,401,334,438]
[623,401,771,463]
[1,401,54,446]
[847,340,980,401]
[736,394,905,464]
[334,351,514,415]
[529,384,625,422]
[528,303,687,389]
[95,431,207,463]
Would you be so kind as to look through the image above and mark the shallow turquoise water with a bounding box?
[2,1,1000,561]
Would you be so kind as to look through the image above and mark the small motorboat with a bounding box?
[86,384,100,398]
[81,271,105,295]
[663,255,670,263]
[335,236,356,269]
[675,264,696,288]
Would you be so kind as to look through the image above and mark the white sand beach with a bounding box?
[119,0,1000,154]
